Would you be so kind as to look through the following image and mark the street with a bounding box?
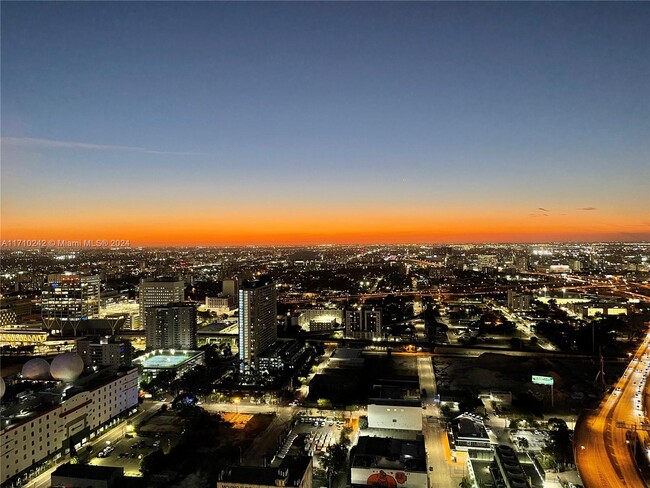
[575,332,650,487]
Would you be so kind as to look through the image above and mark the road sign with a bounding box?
[532,375,554,386]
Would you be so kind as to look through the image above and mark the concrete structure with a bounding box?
[145,302,197,350]
[367,378,422,431]
[238,275,277,372]
[367,400,422,432]
[297,308,343,332]
[205,296,232,315]
[196,321,238,348]
[0,367,138,487]
[133,349,205,380]
[0,297,33,320]
[51,464,125,488]
[351,436,427,488]
[449,413,491,452]
[221,279,238,298]
[138,278,184,331]
[41,273,101,336]
[0,308,18,326]
[328,348,365,369]
[76,336,132,368]
[257,340,306,372]
[345,307,382,339]
[507,290,532,312]
[493,445,532,488]
[217,456,312,488]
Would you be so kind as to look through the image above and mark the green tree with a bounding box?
[509,419,520,432]
[339,426,353,446]
[317,398,332,409]
[543,418,573,468]
[140,449,166,476]
[320,443,348,474]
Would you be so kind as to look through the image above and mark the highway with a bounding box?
[575,331,650,487]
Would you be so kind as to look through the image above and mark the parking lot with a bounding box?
[282,416,354,468]
[88,432,180,476]
[510,429,549,452]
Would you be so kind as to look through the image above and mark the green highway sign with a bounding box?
[532,375,554,386]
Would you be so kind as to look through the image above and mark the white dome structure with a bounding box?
[0,376,5,399]
[21,358,51,380]
[50,353,84,382]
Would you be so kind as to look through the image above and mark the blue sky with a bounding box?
[2,2,649,244]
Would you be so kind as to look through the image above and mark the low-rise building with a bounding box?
[133,349,205,380]
[217,456,312,488]
[297,308,343,332]
[449,413,491,452]
[367,378,422,431]
[328,348,365,369]
[258,340,306,372]
[51,464,125,488]
[205,296,233,315]
[351,436,427,488]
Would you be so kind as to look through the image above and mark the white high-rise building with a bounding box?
[138,278,184,331]
[238,276,277,372]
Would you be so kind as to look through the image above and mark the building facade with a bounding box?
[345,307,382,339]
[351,437,427,488]
[138,278,184,331]
[217,456,312,488]
[238,276,277,372]
[0,368,138,487]
[76,336,132,368]
[41,273,101,335]
[145,302,197,350]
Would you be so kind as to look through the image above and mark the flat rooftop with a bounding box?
[219,456,310,486]
[330,348,363,360]
[53,463,124,480]
[135,350,203,369]
[352,436,426,472]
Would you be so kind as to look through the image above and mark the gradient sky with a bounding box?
[2,2,649,245]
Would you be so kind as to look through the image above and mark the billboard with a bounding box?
[532,375,554,386]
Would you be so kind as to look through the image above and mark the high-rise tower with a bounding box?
[41,273,101,335]
[139,277,184,331]
[238,275,277,372]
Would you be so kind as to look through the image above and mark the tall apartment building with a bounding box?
[345,307,382,339]
[221,279,239,298]
[138,278,184,331]
[238,276,277,372]
[145,302,197,350]
[76,336,132,368]
[41,273,101,336]
[507,290,532,312]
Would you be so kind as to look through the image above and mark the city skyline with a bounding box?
[2,2,649,245]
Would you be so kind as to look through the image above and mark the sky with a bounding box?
[1,2,649,246]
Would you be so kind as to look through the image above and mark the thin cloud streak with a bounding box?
[580,207,597,211]
[1,136,203,156]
